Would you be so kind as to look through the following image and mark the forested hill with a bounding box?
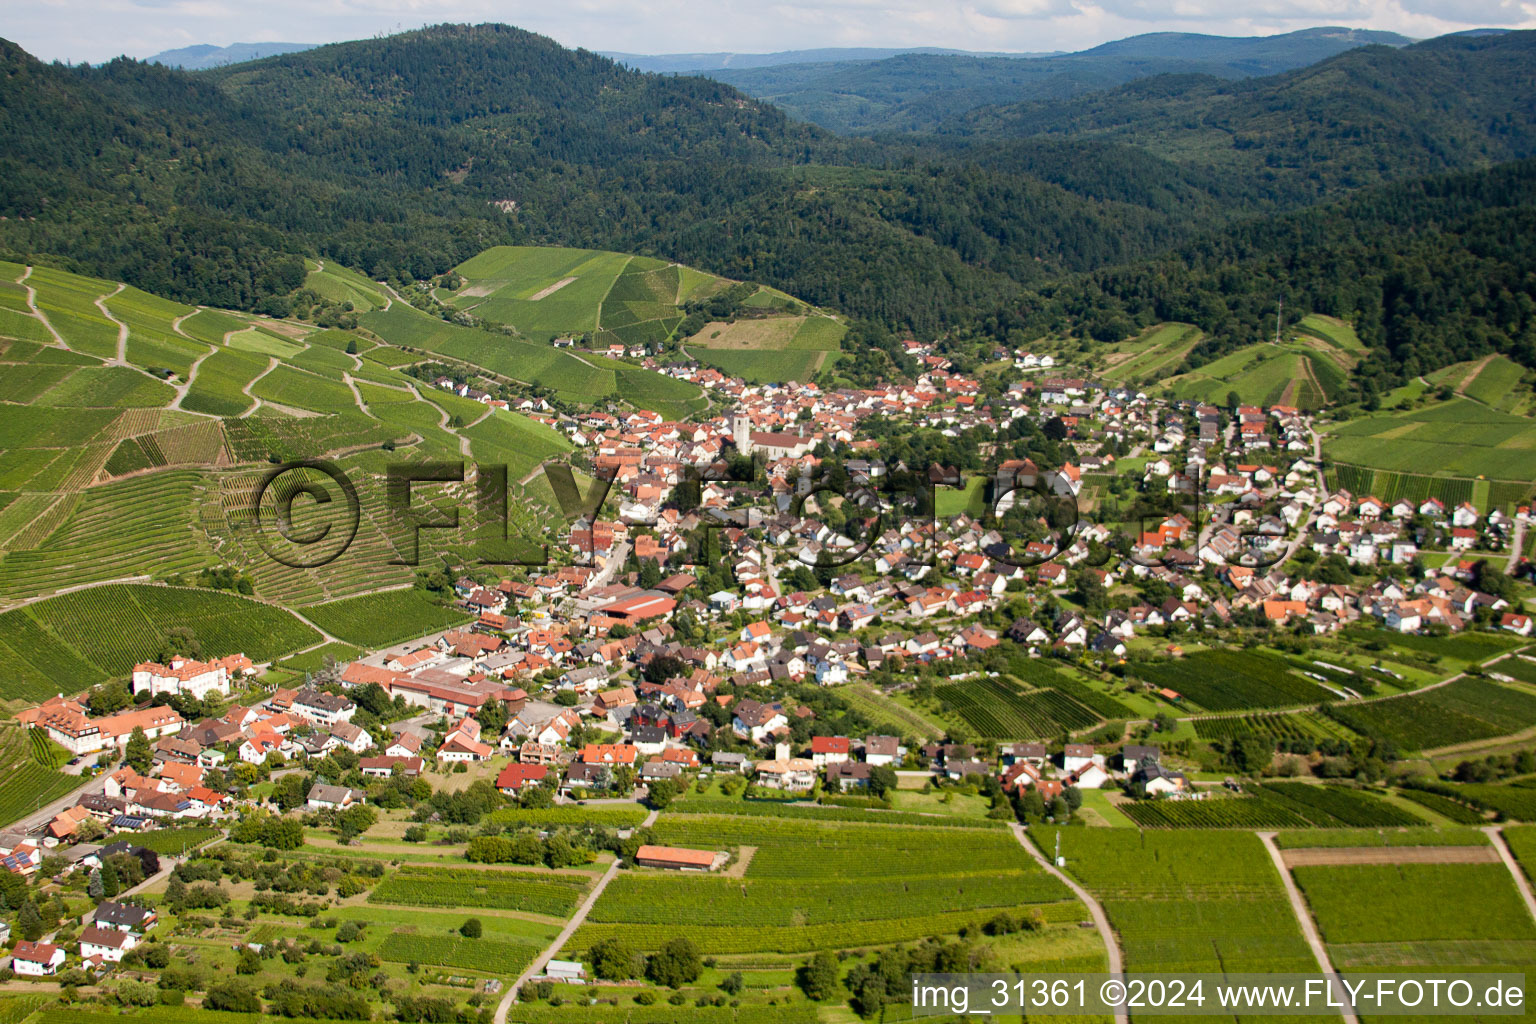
[943,31,1536,208]
[2,23,1536,386]
[1010,159,1536,398]
[708,27,1410,134]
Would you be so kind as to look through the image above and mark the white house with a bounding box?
[11,941,65,976]
[79,925,137,963]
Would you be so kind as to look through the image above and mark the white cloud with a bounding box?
[7,0,1534,65]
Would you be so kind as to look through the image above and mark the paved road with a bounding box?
[1010,823,1127,1024]
[494,808,660,1024]
[1257,831,1359,1024]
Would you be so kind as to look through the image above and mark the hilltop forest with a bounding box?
[3,24,1536,394]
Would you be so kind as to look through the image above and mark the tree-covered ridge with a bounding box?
[945,32,1536,209]
[708,27,1410,135]
[2,25,1536,384]
[1024,159,1536,393]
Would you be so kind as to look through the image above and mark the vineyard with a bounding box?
[1006,654,1136,719]
[1117,784,1421,829]
[1294,863,1536,945]
[935,675,1100,739]
[1117,794,1311,829]
[377,929,539,974]
[569,811,1076,955]
[0,725,78,828]
[486,806,649,829]
[1324,677,1536,751]
[1257,783,1423,827]
[1131,649,1334,711]
[1049,830,1316,973]
[302,589,472,647]
[1396,788,1488,824]
[131,827,222,854]
[1192,710,1345,743]
[0,582,321,698]
[369,866,589,917]
[666,799,1006,828]
[1274,827,1490,849]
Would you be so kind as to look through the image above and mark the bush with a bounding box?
[460,917,482,938]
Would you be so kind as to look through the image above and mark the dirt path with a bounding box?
[528,277,576,301]
[720,845,756,878]
[240,358,279,418]
[495,808,660,1023]
[1484,827,1536,923]
[1456,354,1497,398]
[1011,824,1127,1024]
[96,282,129,365]
[341,372,370,416]
[19,266,67,348]
[1280,845,1499,867]
[1258,832,1359,1024]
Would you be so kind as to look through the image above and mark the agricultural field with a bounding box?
[1326,394,1536,486]
[1275,826,1490,848]
[449,246,635,339]
[1049,829,1317,973]
[1120,782,1422,829]
[360,301,705,415]
[0,582,321,698]
[180,345,268,416]
[1461,354,1529,412]
[301,588,473,647]
[1292,861,1536,974]
[369,865,590,916]
[569,812,1082,958]
[1164,334,1349,410]
[1324,677,1536,752]
[0,723,79,827]
[1098,322,1203,384]
[685,312,845,383]
[934,675,1101,739]
[1131,648,1336,711]
[305,260,387,310]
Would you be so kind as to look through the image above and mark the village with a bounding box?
[2,340,1534,995]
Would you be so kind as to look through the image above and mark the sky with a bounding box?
[9,0,1534,65]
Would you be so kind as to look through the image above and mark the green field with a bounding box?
[569,812,1082,957]
[686,313,846,383]
[0,724,79,827]
[1293,860,1536,978]
[1166,339,1346,410]
[1131,648,1335,711]
[360,301,705,415]
[306,260,387,310]
[1100,322,1203,384]
[0,583,321,698]
[1324,677,1536,752]
[301,588,473,647]
[1326,395,1536,484]
[1049,829,1316,974]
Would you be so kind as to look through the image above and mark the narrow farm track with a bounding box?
[19,266,67,348]
[1011,824,1128,1024]
[240,357,279,418]
[97,282,129,364]
[1484,827,1536,923]
[496,809,660,1023]
[1258,831,1360,1024]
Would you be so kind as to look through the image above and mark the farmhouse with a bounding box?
[634,844,722,871]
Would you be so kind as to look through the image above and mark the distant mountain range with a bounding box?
[600,47,1056,73]
[701,28,1417,133]
[139,30,1430,134]
[146,41,314,69]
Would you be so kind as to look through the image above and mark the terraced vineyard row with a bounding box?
[369,866,589,916]
[936,675,1099,738]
